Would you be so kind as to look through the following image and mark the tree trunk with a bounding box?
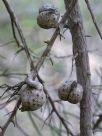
[64,0,93,136]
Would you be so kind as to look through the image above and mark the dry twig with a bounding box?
[0,99,21,136]
[85,0,102,39]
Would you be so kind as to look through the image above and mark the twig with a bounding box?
[0,40,15,47]
[0,81,25,135]
[0,99,21,136]
[2,0,34,70]
[37,76,74,136]
[27,112,42,136]
[93,114,102,130]
[43,86,74,136]
[32,112,67,135]
[85,0,102,39]
[42,109,54,128]
[53,54,72,59]
[16,123,29,136]
[0,73,27,77]
[0,81,25,98]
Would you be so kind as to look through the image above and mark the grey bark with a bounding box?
[64,0,93,136]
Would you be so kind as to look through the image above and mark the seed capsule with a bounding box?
[20,87,46,111]
[58,81,71,101]
[58,81,83,104]
[37,4,60,29]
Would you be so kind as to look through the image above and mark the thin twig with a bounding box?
[2,0,34,70]
[27,112,42,136]
[0,40,15,47]
[43,86,74,136]
[85,0,102,39]
[42,109,54,128]
[0,73,27,77]
[16,123,30,136]
[0,99,21,135]
[93,114,102,130]
[33,112,67,135]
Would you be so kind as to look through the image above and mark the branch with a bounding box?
[32,112,67,135]
[27,113,42,136]
[16,123,29,136]
[85,0,102,39]
[0,73,27,77]
[43,86,74,136]
[93,114,102,130]
[0,99,21,136]
[0,40,15,47]
[2,0,34,70]
[64,0,93,136]
[0,81,25,135]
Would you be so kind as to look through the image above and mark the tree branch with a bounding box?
[64,0,93,136]
[0,99,21,136]
[85,0,102,39]
[43,86,74,136]
[2,0,34,70]
[93,114,102,130]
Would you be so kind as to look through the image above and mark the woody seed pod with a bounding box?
[20,87,46,111]
[20,78,46,111]
[37,4,60,29]
[58,81,83,104]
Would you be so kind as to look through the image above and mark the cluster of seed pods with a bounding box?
[20,4,83,112]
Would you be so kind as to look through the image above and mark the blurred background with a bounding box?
[0,0,102,136]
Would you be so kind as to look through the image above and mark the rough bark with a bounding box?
[64,0,93,136]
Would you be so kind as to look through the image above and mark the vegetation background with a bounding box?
[0,0,102,136]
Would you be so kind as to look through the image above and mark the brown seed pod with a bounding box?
[37,4,60,29]
[58,81,83,104]
[20,87,46,112]
[67,81,83,104]
[58,81,71,101]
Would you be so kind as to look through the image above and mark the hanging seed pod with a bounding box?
[37,4,60,29]
[58,81,71,101]
[20,87,46,111]
[67,81,83,104]
[58,81,83,104]
[20,78,46,111]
